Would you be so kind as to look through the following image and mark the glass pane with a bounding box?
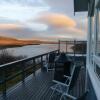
[96,11,100,56]
[89,17,94,64]
[95,65,100,80]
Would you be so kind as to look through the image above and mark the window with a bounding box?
[95,65,100,80]
[89,17,94,64]
[92,9,100,80]
[96,10,100,56]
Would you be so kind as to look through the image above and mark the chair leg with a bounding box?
[60,95,66,100]
[47,63,49,72]
[47,68,48,72]
[49,89,55,100]
[63,96,66,100]
[60,94,64,100]
[49,84,58,100]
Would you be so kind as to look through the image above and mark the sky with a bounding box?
[0,0,88,41]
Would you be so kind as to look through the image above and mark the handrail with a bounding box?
[0,50,59,68]
[58,40,87,54]
[0,49,59,95]
[59,40,86,44]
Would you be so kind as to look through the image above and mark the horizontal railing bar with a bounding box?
[24,66,34,72]
[60,41,87,43]
[0,50,59,88]
[5,63,42,82]
[66,52,86,54]
[6,71,22,81]
[0,63,41,87]
[0,50,59,69]
[0,50,59,94]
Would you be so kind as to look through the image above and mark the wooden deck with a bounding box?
[0,67,85,100]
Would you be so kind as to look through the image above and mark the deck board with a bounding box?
[0,67,85,100]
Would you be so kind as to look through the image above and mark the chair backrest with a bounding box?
[48,52,56,63]
[54,61,72,82]
[63,61,72,76]
[68,64,81,92]
[77,91,88,100]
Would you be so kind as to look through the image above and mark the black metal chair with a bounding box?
[54,52,71,83]
[49,64,82,100]
[44,52,56,72]
[60,90,89,100]
[54,61,72,83]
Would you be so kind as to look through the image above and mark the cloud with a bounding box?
[25,23,48,31]
[0,0,47,7]
[0,15,86,40]
[37,26,86,40]
[43,0,73,13]
[34,13,76,28]
[44,0,68,7]
[0,23,22,30]
[0,17,48,39]
[0,23,39,39]
[0,3,49,22]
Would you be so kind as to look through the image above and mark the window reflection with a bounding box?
[96,64,100,80]
[96,12,100,56]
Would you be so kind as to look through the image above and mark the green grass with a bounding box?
[0,49,43,94]
[0,64,41,94]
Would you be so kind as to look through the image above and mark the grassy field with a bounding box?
[0,49,26,93]
[0,63,41,94]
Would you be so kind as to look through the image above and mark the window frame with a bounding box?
[91,8,100,79]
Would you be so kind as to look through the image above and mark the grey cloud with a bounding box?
[0,0,88,40]
[0,17,19,24]
[43,0,88,25]
[43,0,74,16]
[0,0,47,7]
[0,27,39,39]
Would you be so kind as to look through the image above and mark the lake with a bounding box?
[0,43,74,58]
[4,44,58,57]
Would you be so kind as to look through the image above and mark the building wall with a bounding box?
[85,73,97,100]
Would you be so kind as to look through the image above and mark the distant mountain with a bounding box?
[0,36,40,47]
[0,36,57,48]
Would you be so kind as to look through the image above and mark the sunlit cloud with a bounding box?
[25,23,48,31]
[0,23,39,39]
[0,23,22,30]
[0,4,50,21]
[0,0,48,7]
[36,25,86,40]
[66,27,85,35]
[0,0,88,40]
[33,13,76,28]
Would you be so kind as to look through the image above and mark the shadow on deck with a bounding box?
[0,67,85,100]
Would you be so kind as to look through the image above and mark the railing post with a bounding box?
[2,68,6,96]
[74,40,76,62]
[66,41,67,53]
[41,56,43,68]
[33,59,36,76]
[46,54,48,61]
[21,62,25,82]
[58,40,60,53]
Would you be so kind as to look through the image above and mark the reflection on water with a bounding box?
[59,44,74,53]
[0,44,75,58]
[2,44,58,57]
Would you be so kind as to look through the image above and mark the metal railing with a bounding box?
[58,40,87,55]
[0,50,59,95]
[0,40,87,96]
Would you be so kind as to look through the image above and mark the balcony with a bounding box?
[0,67,85,100]
[0,41,86,100]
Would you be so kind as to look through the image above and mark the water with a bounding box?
[4,44,58,57]
[0,44,75,58]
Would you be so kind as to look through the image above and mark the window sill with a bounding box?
[87,64,100,100]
